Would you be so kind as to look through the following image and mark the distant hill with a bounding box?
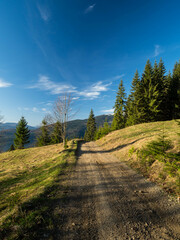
[0,122,35,130]
[0,115,113,152]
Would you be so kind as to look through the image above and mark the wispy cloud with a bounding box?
[78,81,110,100]
[29,76,111,100]
[32,107,39,112]
[0,78,12,88]
[29,75,77,95]
[101,108,114,115]
[72,97,80,100]
[154,45,162,57]
[109,74,125,81]
[37,3,50,22]
[84,3,96,14]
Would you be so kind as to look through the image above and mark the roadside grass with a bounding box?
[96,120,180,196]
[0,140,78,239]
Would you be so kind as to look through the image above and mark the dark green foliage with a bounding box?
[125,70,140,126]
[136,135,180,193]
[9,144,15,151]
[171,61,180,119]
[36,120,51,147]
[51,121,62,144]
[125,58,180,126]
[137,59,160,122]
[95,119,111,140]
[111,80,126,130]
[14,117,30,149]
[84,109,96,141]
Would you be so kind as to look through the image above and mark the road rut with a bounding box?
[58,142,180,240]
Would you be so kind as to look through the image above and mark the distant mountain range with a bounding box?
[0,115,113,152]
[0,122,36,130]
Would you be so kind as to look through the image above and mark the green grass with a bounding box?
[0,140,78,239]
[97,119,180,197]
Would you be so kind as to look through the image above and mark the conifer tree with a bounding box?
[156,59,168,120]
[37,119,51,146]
[111,80,126,130]
[138,59,160,122]
[51,121,62,144]
[95,118,110,140]
[126,70,140,126]
[161,71,172,120]
[9,144,15,151]
[171,61,180,119]
[84,109,96,141]
[14,116,30,149]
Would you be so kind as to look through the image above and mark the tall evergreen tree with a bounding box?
[111,80,126,130]
[51,121,62,144]
[137,59,160,122]
[37,119,51,146]
[156,58,169,120]
[171,61,180,119]
[126,70,140,126]
[84,109,96,141]
[161,71,172,120]
[14,117,30,149]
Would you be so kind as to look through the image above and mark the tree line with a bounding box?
[1,58,179,148]
[85,59,180,141]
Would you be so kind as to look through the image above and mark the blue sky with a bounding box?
[0,0,180,126]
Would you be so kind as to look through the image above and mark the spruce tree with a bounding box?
[138,59,160,122]
[126,70,140,126]
[14,117,30,149]
[111,80,126,130]
[161,71,172,120]
[156,59,168,120]
[51,121,62,144]
[84,109,96,141]
[37,119,51,146]
[171,61,180,119]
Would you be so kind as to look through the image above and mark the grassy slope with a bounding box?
[96,120,180,195]
[0,141,77,239]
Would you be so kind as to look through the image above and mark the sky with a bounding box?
[0,0,180,126]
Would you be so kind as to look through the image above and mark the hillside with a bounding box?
[0,121,180,239]
[0,114,113,152]
[0,140,77,239]
[96,119,180,195]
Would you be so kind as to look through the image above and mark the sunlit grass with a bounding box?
[97,120,180,196]
[0,141,77,230]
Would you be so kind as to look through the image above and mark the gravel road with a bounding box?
[58,142,180,240]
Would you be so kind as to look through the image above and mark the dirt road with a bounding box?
[58,142,180,240]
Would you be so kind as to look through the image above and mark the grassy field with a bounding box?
[96,120,180,196]
[0,140,77,239]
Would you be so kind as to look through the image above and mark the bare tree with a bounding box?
[52,93,73,148]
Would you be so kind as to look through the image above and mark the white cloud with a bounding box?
[32,107,39,112]
[42,108,47,112]
[37,3,50,22]
[101,108,114,114]
[78,81,110,100]
[29,75,77,95]
[154,45,162,57]
[24,107,29,111]
[0,78,12,88]
[84,4,96,14]
[72,97,80,100]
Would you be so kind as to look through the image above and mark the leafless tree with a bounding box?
[52,93,73,148]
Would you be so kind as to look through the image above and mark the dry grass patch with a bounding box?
[97,120,180,196]
[0,142,76,226]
